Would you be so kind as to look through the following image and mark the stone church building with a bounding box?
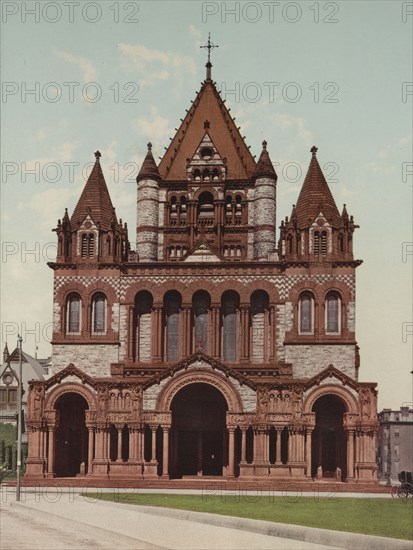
[24,56,379,484]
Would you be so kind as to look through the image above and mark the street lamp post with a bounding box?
[16,335,23,501]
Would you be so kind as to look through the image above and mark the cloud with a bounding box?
[118,43,197,87]
[132,106,173,151]
[53,50,97,83]
[365,146,396,175]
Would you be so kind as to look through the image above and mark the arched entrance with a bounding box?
[170,383,228,477]
[55,393,88,477]
[311,394,347,481]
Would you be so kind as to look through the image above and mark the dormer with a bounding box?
[186,133,227,183]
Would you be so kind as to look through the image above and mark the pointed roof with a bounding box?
[70,151,117,230]
[158,80,256,181]
[137,142,161,182]
[254,140,276,179]
[294,146,341,227]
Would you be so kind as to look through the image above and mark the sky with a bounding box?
[1,0,412,410]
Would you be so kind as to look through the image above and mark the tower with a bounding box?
[136,142,161,262]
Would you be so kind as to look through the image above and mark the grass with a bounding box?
[84,492,413,541]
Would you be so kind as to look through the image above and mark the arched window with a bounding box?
[198,191,214,218]
[164,291,181,362]
[299,293,314,334]
[92,293,106,333]
[193,291,211,353]
[81,233,95,258]
[326,293,340,333]
[222,291,240,362]
[135,291,153,362]
[67,294,81,333]
[250,290,270,363]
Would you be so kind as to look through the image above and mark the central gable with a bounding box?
[158,81,256,181]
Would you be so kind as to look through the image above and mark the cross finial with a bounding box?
[200,32,218,80]
[310,145,318,156]
[94,150,101,160]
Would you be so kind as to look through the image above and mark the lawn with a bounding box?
[85,492,413,541]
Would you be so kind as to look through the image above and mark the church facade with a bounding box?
[24,59,379,484]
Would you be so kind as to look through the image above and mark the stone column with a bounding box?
[347,429,354,480]
[276,428,282,464]
[152,305,163,362]
[240,304,249,362]
[240,428,247,464]
[150,426,157,463]
[129,428,137,462]
[47,427,55,476]
[138,428,144,462]
[228,428,235,478]
[287,428,292,463]
[116,426,123,462]
[128,305,135,361]
[305,429,312,478]
[211,304,220,358]
[162,427,170,477]
[269,304,276,362]
[87,427,94,474]
[182,305,192,356]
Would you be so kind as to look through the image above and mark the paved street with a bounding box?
[1,492,340,550]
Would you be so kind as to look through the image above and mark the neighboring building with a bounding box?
[0,344,47,470]
[377,407,413,484]
[24,52,379,483]
[0,344,47,424]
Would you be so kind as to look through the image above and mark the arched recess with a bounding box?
[134,291,153,362]
[303,384,359,415]
[54,392,89,477]
[192,290,211,354]
[310,393,347,481]
[164,290,182,362]
[197,191,215,219]
[156,369,243,413]
[221,290,240,362]
[169,383,228,477]
[45,382,96,412]
[250,290,270,363]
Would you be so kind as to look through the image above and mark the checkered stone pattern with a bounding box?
[118,273,355,301]
[54,276,121,298]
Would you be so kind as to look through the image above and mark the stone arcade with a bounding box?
[24,54,379,484]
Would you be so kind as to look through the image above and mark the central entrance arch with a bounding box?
[55,392,88,477]
[311,394,347,481]
[170,383,228,477]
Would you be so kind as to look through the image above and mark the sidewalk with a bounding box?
[1,490,411,550]
[1,492,338,550]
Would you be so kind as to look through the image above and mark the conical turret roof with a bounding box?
[254,140,276,179]
[158,80,256,181]
[137,142,161,182]
[295,146,341,227]
[70,151,117,230]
